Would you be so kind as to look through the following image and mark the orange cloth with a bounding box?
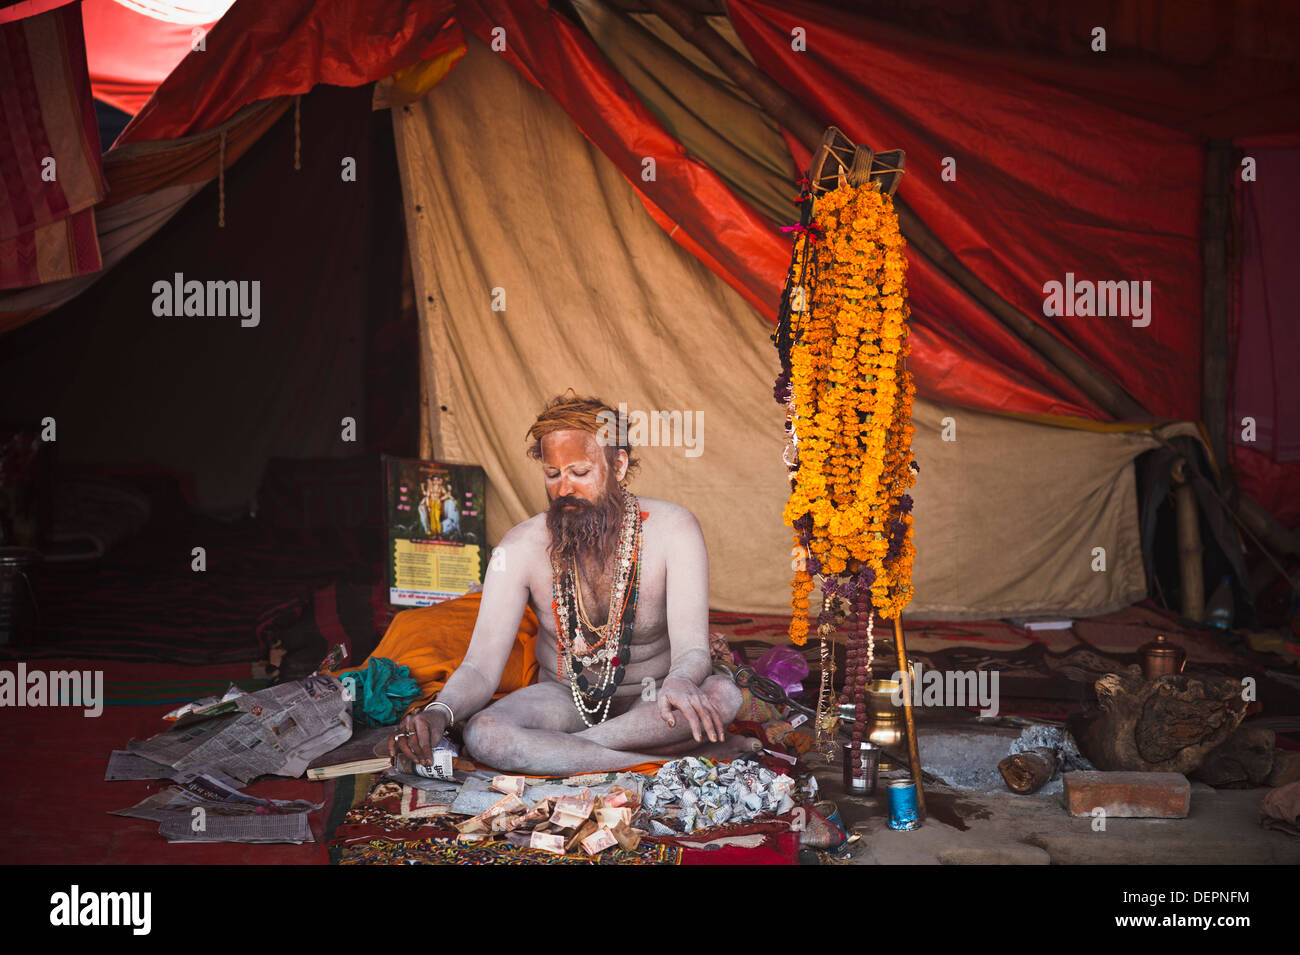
[333,591,539,714]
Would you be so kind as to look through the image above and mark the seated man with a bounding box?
[390,392,749,776]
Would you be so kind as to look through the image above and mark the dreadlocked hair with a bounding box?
[525,389,640,477]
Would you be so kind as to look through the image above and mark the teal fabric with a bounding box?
[338,657,420,727]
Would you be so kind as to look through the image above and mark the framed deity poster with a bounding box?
[383,456,487,606]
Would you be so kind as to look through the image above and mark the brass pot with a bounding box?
[1137,634,1186,679]
[839,679,906,771]
[868,678,904,722]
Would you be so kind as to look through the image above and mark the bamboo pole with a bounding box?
[893,615,926,820]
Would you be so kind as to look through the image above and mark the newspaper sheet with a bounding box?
[104,751,174,781]
[111,773,320,820]
[127,675,352,782]
[158,813,313,844]
[112,773,320,843]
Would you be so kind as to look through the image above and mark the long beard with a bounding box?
[546,487,624,570]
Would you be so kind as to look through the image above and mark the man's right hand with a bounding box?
[388,709,448,767]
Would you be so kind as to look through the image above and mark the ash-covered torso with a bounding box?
[514,496,684,702]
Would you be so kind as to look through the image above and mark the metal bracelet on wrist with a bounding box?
[423,699,455,725]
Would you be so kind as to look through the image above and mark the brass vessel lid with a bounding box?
[1138,634,1184,658]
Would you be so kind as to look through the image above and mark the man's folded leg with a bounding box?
[462,674,751,776]
[463,681,669,776]
[576,675,757,760]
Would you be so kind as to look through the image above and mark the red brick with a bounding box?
[1063,771,1191,818]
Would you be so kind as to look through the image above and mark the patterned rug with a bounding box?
[335,835,681,865]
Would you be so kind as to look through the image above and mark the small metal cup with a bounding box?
[842,741,880,794]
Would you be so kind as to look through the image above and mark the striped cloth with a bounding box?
[0,4,105,289]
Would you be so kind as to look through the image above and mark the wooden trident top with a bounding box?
[807,126,905,198]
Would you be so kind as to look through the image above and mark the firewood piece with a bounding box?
[998,747,1059,794]
[1071,670,1248,774]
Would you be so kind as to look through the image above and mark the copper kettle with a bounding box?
[1137,634,1186,679]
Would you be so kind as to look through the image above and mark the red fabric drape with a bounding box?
[81,0,222,119]
[728,0,1205,422]
[115,0,461,145]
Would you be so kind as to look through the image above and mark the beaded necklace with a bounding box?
[550,489,642,726]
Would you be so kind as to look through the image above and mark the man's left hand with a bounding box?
[657,676,724,743]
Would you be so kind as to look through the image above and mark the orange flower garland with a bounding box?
[776,179,917,644]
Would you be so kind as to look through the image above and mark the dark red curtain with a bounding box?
[799,0,1300,139]
[1230,140,1300,524]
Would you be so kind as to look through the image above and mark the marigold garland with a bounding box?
[774,178,917,652]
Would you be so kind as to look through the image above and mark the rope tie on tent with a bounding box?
[217,129,226,228]
[293,95,302,171]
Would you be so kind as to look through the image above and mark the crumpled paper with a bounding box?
[642,757,796,833]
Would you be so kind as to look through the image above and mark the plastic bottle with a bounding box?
[1205,576,1234,629]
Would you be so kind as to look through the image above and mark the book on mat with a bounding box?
[305,725,395,780]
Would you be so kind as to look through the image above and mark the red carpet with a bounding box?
[0,658,333,865]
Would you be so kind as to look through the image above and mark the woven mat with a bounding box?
[335,835,681,865]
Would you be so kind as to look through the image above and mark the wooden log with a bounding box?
[998,747,1059,794]
[1070,669,1248,774]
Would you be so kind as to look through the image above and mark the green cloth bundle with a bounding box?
[338,657,420,727]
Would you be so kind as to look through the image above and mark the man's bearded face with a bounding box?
[540,430,625,566]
